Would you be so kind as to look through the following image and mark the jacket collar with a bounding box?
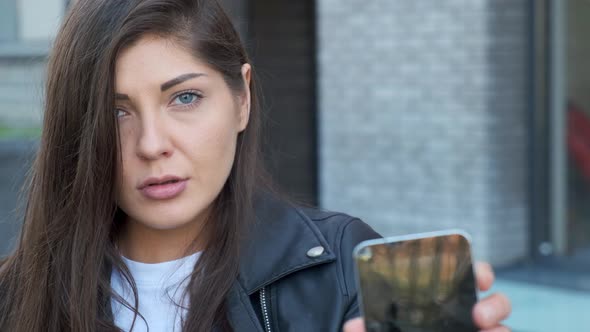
[237,194,336,295]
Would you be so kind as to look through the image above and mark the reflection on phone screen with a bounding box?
[355,234,478,332]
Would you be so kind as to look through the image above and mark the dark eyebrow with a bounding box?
[161,73,206,91]
[115,93,129,100]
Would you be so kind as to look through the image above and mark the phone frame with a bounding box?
[352,229,479,327]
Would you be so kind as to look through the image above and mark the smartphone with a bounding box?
[353,230,478,332]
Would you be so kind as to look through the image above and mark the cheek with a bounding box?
[187,121,238,169]
[177,118,238,188]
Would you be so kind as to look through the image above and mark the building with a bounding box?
[0,0,589,287]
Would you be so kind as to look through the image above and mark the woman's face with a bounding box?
[114,35,250,234]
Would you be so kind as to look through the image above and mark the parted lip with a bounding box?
[137,175,187,190]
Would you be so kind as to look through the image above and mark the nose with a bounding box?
[136,113,173,160]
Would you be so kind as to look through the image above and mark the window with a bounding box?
[18,0,65,42]
[0,0,66,56]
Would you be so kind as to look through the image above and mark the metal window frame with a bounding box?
[548,0,568,256]
[529,0,568,260]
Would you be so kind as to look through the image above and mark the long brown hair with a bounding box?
[0,0,266,330]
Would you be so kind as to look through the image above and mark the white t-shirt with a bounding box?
[110,251,201,332]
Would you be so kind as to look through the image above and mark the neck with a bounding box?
[117,215,208,264]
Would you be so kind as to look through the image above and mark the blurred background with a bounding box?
[0,0,589,331]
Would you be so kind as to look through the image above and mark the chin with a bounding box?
[137,212,205,231]
[147,220,196,231]
[121,193,216,231]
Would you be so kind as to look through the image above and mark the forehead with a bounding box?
[115,35,212,87]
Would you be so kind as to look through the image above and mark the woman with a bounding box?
[0,0,511,331]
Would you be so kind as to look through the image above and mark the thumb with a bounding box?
[343,317,365,332]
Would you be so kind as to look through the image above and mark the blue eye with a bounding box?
[116,108,128,118]
[173,92,199,106]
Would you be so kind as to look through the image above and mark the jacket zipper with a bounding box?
[260,286,272,332]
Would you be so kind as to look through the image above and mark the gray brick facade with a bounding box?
[317,0,529,266]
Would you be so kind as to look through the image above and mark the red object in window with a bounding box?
[567,102,590,181]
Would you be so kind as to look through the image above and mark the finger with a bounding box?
[343,317,365,332]
[480,324,511,332]
[475,261,495,292]
[472,293,511,329]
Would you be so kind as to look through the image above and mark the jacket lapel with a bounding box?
[227,195,337,330]
[236,195,336,295]
[226,281,266,332]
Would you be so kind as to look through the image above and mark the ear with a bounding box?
[238,63,252,132]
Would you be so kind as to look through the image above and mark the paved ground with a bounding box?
[490,255,590,332]
[488,278,590,332]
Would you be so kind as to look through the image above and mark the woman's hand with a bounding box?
[343,262,512,332]
[471,262,511,331]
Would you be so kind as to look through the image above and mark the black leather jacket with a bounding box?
[226,196,381,331]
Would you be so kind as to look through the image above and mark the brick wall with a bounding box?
[317,0,530,266]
